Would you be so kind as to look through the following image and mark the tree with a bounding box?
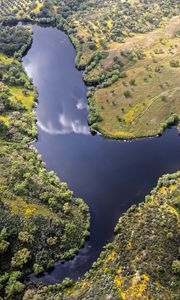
[123,90,132,98]
[172,260,180,274]
[129,79,136,86]
[18,231,34,244]
[11,248,31,268]
[0,240,9,253]
[88,42,97,50]
[5,272,24,299]
[170,60,180,68]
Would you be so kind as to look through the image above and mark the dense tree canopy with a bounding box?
[0,26,32,57]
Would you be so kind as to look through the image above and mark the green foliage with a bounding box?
[0,25,90,300]
[25,172,180,300]
[123,90,131,98]
[0,26,32,57]
[172,260,180,274]
[11,248,31,269]
[129,79,136,86]
[5,272,24,299]
[33,263,44,274]
[0,2,179,299]
[0,239,9,254]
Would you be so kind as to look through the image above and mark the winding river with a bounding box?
[23,25,180,284]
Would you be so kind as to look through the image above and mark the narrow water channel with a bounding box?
[23,25,180,284]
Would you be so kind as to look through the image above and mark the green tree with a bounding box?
[11,248,31,268]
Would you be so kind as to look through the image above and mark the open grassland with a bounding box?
[24,171,180,300]
[87,16,180,138]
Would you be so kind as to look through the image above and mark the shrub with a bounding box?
[172,260,180,274]
[123,90,132,98]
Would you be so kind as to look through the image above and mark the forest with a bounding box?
[0,0,179,299]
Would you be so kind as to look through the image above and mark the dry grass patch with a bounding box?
[90,17,180,138]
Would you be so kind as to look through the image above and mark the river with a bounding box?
[22,25,180,284]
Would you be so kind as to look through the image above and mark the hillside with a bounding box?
[24,172,180,300]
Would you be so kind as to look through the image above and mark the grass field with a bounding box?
[89,16,180,138]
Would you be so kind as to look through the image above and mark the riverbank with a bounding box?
[0,25,90,299]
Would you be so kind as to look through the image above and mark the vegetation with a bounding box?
[0,0,42,19]
[0,26,37,143]
[12,0,178,139]
[0,1,179,299]
[1,0,179,139]
[0,25,89,299]
[24,171,180,300]
[0,26,32,57]
[89,17,180,138]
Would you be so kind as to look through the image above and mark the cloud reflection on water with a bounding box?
[38,113,90,135]
[76,98,88,110]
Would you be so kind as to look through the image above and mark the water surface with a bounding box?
[23,25,180,284]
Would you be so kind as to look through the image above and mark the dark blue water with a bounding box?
[23,26,180,284]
